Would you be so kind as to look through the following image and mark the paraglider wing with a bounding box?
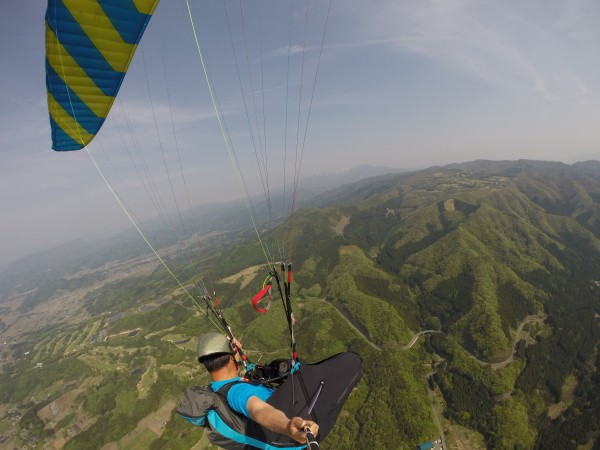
[45,0,160,151]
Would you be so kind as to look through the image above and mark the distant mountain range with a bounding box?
[309,159,600,353]
[0,164,405,299]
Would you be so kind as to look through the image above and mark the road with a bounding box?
[402,330,441,350]
[317,299,446,352]
[318,299,446,352]
[316,298,381,351]
[426,372,447,450]
[465,314,547,369]
[320,297,546,370]
[321,300,546,450]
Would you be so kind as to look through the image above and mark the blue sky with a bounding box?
[1,0,600,270]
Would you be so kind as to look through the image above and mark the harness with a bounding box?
[177,352,362,450]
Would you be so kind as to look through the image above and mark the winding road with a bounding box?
[319,297,547,368]
[321,299,546,450]
[316,298,381,351]
[403,330,442,350]
[465,314,548,369]
[317,298,441,351]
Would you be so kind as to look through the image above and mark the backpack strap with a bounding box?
[216,379,245,398]
[177,382,306,450]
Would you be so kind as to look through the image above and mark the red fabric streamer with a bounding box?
[252,284,272,313]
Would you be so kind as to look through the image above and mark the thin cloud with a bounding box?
[344,0,595,104]
[555,0,600,39]
[268,44,305,59]
[310,92,371,109]
[113,100,223,128]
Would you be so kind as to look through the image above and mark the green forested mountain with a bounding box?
[2,160,600,449]
[309,159,600,449]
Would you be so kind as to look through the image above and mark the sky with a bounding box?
[1,0,599,271]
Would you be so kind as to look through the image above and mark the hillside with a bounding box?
[2,160,600,449]
[312,159,600,448]
[289,159,600,448]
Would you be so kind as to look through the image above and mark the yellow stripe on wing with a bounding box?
[47,91,95,147]
[63,0,136,73]
[132,0,160,15]
[46,23,110,119]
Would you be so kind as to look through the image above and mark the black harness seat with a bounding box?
[177,352,362,450]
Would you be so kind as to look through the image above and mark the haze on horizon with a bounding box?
[1,0,599,271]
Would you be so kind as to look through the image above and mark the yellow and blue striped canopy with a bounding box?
[46,0,160,151]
